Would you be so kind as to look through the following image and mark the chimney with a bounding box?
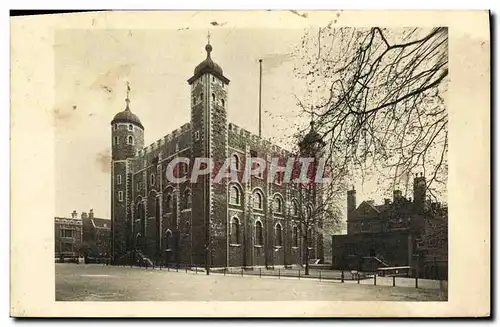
[393,190,402,201]
[347,186,357,219]
[81,212,88,219]
[384,198,391,205]
[413,173,426,211]
[71,210,78,219]
[89,209,94,219]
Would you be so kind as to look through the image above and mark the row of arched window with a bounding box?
[198,92,225,108]
[229,218,307,248]
[229,185,308,217]
[113,135,135,146]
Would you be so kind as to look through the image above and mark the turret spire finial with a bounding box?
[205,31,213,58]
[125,81,131,110]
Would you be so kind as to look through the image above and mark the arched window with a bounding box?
[137,202,146,238]
[128,124,133,131]
[229,185,241,205]
[165,230,173,250]
[183,189,191,209]
[221,98,225,108]
[212,93,216,102]
[231,154,239,171]
[275,223,283,246]
[292,226,299,247]
[273,196,283,213]
[199,92,203,102]
[150,173,155,186]
[127,135,134,145]
[164,193,172,212]
[253,191,263,210]
[185,221,190,234]
[230,217,240,244]
[114,136,119,145]
[292,201,299,216]
[255,220,263,246]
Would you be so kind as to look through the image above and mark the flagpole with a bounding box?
[258,59,263,138]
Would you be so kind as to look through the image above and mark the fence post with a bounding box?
[357,272,360,284]
[224,267,226,276]
[298,270,301,280]
[186,265,188,273]
[167,265,169,272]
[319,270,322,282]
[176,264,179,272]
[196,266,197,274]
[415,276,419,288]
[259,268,262,278]
[278,269,280,279]
[374,274,377,286]
[241,267,244,277]
[393,276,396,287]
[341,270,344,283]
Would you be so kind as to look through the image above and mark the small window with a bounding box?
[118,191,124,202]
[116,174,122,185]
[253,192,263,210]
[292,226,299,247]
[183,189,191,209]
[212,76,215,82]
[150,173,155,186]
[230,217,240,244]
[255,221,263,246]
[275,223,283,246]
[114,136,119,145]
[199,92,203,102]
[231,154,239,171]
[273,197,283,213]
[212,93,216,102]
[128,124,133,131]
[220,98,225,108]
[229,185,241,205]
[114,124,118,130]
[194,130,200,141]
[127,135,134,145]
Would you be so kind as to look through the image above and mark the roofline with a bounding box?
[187,69,230,85]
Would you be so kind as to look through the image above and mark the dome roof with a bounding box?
[111,105,144,129]
[188,43,230,85]
[194,44,224,76]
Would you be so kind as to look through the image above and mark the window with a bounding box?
[127,135,134,145]
[183,189,191,209]
[275,223,283,246]
[229,185,241,205]
[128,124,133,131]
[199,92,203,103]
[164,193,172,212]
[165,230,172,250]
[114,136,119,145]
[273,197,283,213]
[61,229,74,238]
[194,130,200,141]
[292,201,299,216]
[114,124,118,130]
[253,191,263,210]
[212,76,215,82]
[292,226,299,247]
[150,173,155,186]
[230,217,240,244]
[212,93,216,102]
[116,174,122,185]
[255,221,263,246]
[118,191,124,202]
[221,98,225,108]
[231,154,239,171]
[185,221,190,234]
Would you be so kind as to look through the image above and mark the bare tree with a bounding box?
[293,27,448,199]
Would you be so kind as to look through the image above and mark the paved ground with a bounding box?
[55,264,447,301]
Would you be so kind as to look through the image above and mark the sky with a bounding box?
[54,28,394,219]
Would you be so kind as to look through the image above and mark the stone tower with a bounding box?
[187,40,230,269]
[413,173,426,213]
[110,84,144,263]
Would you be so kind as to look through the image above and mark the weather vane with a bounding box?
[207,30,211,44]
[126,81,131,104]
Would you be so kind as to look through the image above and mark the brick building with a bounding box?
[331,174,448,279]
[110,41,324,268]
[55,209,111,260]
[54,211,83,259]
